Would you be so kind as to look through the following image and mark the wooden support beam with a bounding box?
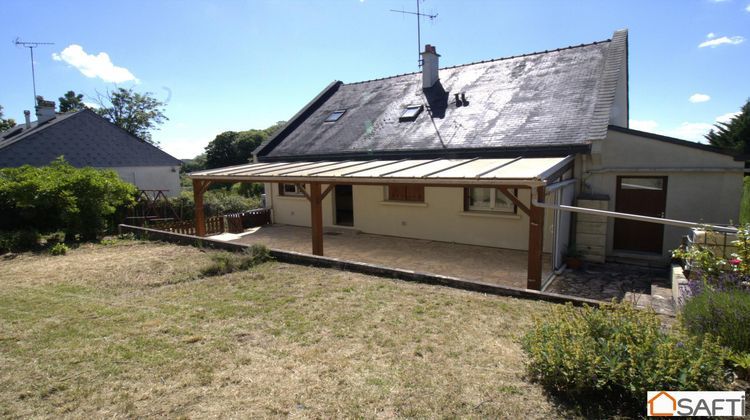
[527,186,545,290]
[295,183,311,201]
[193,179,207,237]
[321,184,335,200]
[498,187,531,216]
[309,182,324,256]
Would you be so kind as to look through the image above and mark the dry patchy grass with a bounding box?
[0,240,565,418]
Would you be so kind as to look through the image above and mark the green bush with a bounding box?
[200,245,271,277]
[0,157,137,239]
[49,242,69,256]
[43,231,66,246]
[522,302,726,414]
[0,229,41,253]
[170,190,261,220]
[681,289,750,354]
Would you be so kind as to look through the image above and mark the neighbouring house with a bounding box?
[189,29,743,289]
[0,97,182,196]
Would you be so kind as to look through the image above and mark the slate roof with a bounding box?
[0,109,182,168]
[256,30,628,160]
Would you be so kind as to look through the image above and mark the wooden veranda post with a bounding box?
[527,186,545,290]
[192,179,209,237]
[310,182,324,255]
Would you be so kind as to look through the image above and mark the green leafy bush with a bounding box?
[681,289,750,354]
[43,231,66,246]
[0,157,137,239]
[522,302,726,414]
[49,242,69,256]
[170,190,261,220]
[200,245,271,276]
[0,229,41,253]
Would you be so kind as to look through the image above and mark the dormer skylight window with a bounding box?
[399,105,423,122]
[324,109,346,123]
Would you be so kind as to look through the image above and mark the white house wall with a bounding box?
[107,166,182,197]
[268,183,554,252]
[582,129,744,259]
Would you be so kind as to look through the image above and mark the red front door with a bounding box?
[613,176,668,253]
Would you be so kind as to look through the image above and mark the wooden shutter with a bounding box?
[388,184,423,202]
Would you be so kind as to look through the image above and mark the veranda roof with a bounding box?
[189,156,574,186]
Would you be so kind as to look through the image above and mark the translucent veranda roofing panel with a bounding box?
[428,158,517,178]
[189,156,573,184]
[480,157,568,179]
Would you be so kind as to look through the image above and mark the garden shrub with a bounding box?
[0,229,41,253]
[0,157,137,239]
[522,302,726,414]
[681,288,750,354]
[49,243,69,256]
[170,190,261,220]
[200,245,271,276]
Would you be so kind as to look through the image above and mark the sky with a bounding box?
[1,0,749,159]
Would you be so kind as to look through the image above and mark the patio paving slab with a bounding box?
[227,224,553,289]
[545,263,674,315]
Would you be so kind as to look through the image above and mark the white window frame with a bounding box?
[467,187,517,214]
[279,183,305,197]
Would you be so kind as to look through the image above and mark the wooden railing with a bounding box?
[152,209,271,236]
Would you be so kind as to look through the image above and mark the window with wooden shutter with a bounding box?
[387,184,424,202]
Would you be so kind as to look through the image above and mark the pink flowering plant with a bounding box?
[672,225,750,295]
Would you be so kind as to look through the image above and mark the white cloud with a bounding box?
[689,93,711,103]
[707,32,716,39]
[629,119,660,132]
[670,122,715,142]
[52,44,138,83]
[746,3,750,11]
[698,35,745,48]
[716,111,740,124]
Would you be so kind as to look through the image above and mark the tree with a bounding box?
[58,90,86,113]
[0,105,16,132]
[204,121,285,169]
[94,88,168,146]
[705,99,750,154]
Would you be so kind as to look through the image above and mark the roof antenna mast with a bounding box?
[14,38,55,107]
[390,0,438,68]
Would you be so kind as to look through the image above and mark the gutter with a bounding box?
[530,188,737,233]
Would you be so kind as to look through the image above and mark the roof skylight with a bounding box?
[399,105,423,122]
[324,109,346,123]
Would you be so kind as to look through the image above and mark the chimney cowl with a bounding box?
[420,44,440,89]
[24,110,31,129]
[34,96,56,124]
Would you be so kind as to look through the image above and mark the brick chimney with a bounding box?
[35,96,56,124]
[420,44,440,89]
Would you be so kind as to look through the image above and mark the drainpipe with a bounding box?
[530,187,737,233]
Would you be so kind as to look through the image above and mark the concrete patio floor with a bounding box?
[225,224,553,289]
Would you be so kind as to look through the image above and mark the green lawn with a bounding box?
[0,240,564,418]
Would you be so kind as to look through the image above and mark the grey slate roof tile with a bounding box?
[0,109,181,168]
[258,30,627,159]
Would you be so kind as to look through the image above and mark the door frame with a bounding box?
[613,175,668,253]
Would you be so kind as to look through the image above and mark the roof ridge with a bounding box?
[344,38,612,86]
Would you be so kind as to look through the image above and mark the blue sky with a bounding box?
[2,0,749,159]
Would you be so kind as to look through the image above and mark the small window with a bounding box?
[279,183,305,197]
[387,184,424,202]
[324,109,346,123]
[399,105,423,122]
[620,177,664,191]
[465,188,517,214]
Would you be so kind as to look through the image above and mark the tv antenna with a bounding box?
[14,38,55,106]
[390,0,438,68]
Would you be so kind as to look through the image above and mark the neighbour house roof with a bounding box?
[190,156,573,187]
[255,30,629,160]
[0,109,182,168]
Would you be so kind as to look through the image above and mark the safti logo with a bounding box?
[647,391,746,417]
